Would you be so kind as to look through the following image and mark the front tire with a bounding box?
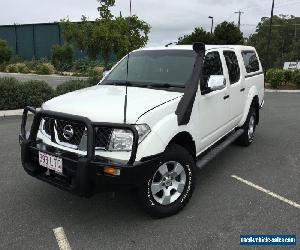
[138,144,195,218]
[236,107,257,147]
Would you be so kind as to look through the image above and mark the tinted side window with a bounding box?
[223,51,240,84]
[242,51,259,73]
[202,52,223,86]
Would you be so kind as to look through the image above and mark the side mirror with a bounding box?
[103,70,110,77]
[207,75,226,91]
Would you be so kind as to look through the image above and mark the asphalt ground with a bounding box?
[0,92,299,250]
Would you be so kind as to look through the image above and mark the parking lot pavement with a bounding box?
[0,92,299,250]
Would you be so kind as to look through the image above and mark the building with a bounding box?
[0,22,85,60]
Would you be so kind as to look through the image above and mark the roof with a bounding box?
[137,44,255,52]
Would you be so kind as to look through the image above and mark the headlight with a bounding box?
[108,129,133,151]
[135,124,151,143]
[108,124,151,151]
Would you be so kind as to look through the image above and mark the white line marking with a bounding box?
[231,175,300,209]
[53,227,72,250]
[265,89,300,93]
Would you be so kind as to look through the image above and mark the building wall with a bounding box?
[0,23,86,60]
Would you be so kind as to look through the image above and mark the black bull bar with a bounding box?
[19,106,152,197]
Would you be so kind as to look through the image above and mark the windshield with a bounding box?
[104,50,197,88]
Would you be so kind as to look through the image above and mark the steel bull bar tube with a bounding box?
[19,106,139,197]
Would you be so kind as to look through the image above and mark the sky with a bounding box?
[1,0,300,46]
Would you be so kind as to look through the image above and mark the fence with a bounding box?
[0,23,86,60]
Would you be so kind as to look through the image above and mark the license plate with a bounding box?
[39,151,63,174]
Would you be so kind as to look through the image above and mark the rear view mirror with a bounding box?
[207,75,226,91]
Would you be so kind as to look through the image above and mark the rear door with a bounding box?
[223,50,245,125]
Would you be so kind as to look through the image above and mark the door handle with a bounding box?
[240,88,245,92]
[223,95,230,100]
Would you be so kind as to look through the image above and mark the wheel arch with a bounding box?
[251,95,260,125]
[167,131,196,161]
[238,86,260,127]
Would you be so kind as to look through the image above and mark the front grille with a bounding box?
[44,117,52,135]
[56,120,85,145]
[42,118,112,150]
[95,127,113,149]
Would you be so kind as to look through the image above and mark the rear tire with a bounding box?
[138,144,195,218]
[236,107,257,147]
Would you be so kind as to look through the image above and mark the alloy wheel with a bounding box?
[150,161,187,205]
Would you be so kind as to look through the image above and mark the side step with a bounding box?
[196,129,244,169]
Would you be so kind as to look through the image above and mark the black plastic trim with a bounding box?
[19,106,153,197]
[21,106,139,164]
[245,71,264,78]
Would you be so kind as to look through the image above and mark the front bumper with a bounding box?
[20,107,162,197]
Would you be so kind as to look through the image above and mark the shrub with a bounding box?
[291,70,300,87]
[266,68,285,89]
[6,64,19,73]
[16,63,30,73]
[56,80,92,96]
[35,63,55,75]
[87,67,103,82]
[22,80,55,107]
[72,59,104,73]
[0,62,7,72]
[24,59,48,72]
[0,39,12,64]
[5,63,30,73]
[51,44,74,71]
[87,75,101,86]
[283,70,293,84]
[0,78,24,109]
[0,78,54,110]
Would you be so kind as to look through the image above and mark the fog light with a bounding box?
[103,167,121,176]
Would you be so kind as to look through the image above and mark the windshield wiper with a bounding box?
[146,83,185,89]
[102,81,133,86]
[102,81,184,89]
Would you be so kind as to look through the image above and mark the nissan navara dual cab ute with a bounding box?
[20,43,264,218]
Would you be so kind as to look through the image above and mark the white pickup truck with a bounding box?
[20,43,264,218]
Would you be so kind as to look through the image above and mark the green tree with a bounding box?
[286,41,300,61]
[177,22,243,45]
[61,0,150,68]
[51,44,74,71]
[0,39,12,64]
[247,15,300,69]
[178,27,214,45]
[98,0,115,19]
[214,21,243,45]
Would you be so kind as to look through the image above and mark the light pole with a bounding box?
[208,16,214,34]
[234,10,244,30]
[266,0,275,70]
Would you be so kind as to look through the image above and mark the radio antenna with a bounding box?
[123,0,132,123]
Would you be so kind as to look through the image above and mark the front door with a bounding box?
[197,50,231,150]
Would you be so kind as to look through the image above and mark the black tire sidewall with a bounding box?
[246,108,256,143]
[139,144,195,218]
[237,107,257,146]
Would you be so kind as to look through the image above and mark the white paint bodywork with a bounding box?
[40,45,264,162]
